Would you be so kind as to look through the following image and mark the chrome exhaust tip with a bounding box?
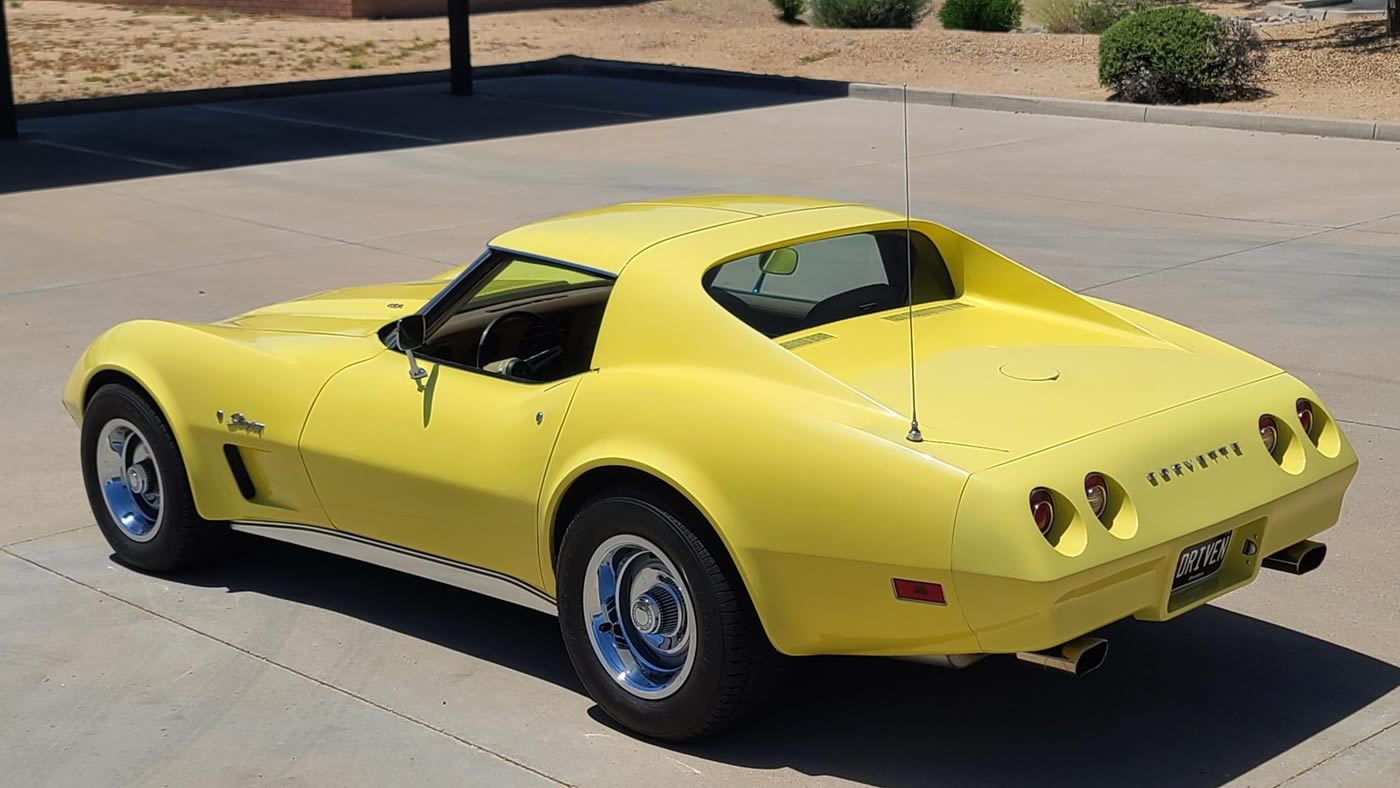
[1016,636,1108,677]
[1262,539,1327,575]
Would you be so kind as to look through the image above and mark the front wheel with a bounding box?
[80,384,224,572]
[556,491,781,741]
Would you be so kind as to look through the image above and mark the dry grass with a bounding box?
[7,0,1400,121]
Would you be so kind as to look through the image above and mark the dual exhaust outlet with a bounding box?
[925,539,1327,678]
[1007,539,1327,678]
[1016,636,1109,677]
[1260,539,1327,576]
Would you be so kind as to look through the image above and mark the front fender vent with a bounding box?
[223,445,256,500]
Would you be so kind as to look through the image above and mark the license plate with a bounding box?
[1172,531,1233,590]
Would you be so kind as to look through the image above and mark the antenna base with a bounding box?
[906,423,923,443]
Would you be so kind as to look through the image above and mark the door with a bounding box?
[299,349,581,588]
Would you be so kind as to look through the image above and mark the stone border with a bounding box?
[15,55,1400,143]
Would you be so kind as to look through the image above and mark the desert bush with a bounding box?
[1211,17,1267,95]
[1078,0,1141,33]
[770,0,807,21]
[938,0,1023,31]
[1030,0,1086,33]
[810,0,931,28]
[1098,6,1266,103]
[1030,0,1181,35]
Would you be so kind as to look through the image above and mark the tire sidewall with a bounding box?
[557,496,731,740]
[80,385,198,571]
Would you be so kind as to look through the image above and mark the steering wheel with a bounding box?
[475,310,565,379]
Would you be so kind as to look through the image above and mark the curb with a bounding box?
[16,61,554,119]
[16,55,1400,144]
[554,59,1400,143]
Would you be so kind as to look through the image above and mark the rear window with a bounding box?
[702,230,956,337]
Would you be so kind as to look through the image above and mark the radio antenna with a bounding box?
[902,85,922,444]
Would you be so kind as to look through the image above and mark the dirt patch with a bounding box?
[7,0,1400,121]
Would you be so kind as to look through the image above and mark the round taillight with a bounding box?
[1296,399,1314,437]
[1029,488,1055,535]
[1084,473,1108,519]
[1259,415,1279,455]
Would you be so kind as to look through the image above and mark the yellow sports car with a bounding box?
[65,195,1357,740]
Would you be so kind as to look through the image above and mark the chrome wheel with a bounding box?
[94,418,165,543]
[583,534,697,699]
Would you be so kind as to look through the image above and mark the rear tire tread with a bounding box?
[560,487,783,741]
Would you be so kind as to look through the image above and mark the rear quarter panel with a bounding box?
[539,221,1002,657]
[543,366,982,656]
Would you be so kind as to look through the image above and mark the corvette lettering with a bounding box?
[1146,441,1243,486]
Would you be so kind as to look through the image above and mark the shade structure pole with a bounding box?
[448,0,472,96]
[1,4,17,139]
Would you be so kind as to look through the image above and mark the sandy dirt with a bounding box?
[5,0,1400,121]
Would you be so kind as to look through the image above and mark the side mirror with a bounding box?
[760,247,799,276]
[396,316,429,381]
[397,314,426,351]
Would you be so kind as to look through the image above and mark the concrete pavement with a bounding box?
[2,75,1398,786]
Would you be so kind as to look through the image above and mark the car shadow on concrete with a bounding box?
[0,59,842,195]
[666,609,1400,787]
[167,533,1399,787]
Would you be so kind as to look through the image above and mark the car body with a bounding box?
[66,195,1358,738]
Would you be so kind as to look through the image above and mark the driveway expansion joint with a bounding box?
[1275,716,1400,787]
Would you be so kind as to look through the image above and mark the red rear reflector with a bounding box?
[893,578,946,605]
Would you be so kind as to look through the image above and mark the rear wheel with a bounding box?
[81,384,224,572]
[556,490,781,741]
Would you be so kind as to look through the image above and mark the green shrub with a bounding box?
[938,0,1024,32]
[770,0,807,21]
[1078,0,1139,34]
[1098,6,1266,103]
[810,0,931,28]
[1030,0,1085,33]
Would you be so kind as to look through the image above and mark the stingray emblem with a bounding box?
[1145,442,1242,487]
[222,411,265,436]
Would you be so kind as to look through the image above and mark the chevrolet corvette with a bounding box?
[65,195,1357,740]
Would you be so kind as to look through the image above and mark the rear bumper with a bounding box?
[957,464,1353,654]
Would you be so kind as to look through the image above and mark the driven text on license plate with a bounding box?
[1172,532,1233,590]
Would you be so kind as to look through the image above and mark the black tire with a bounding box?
[80,383,225,572]
[556,490,782,741]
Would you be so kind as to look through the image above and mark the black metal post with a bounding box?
[448,0,472,96]
[1389,0,1398,37]
[1,4,17,139]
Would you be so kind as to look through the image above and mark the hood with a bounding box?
[782,297,1279,460]
[218,279,448,336]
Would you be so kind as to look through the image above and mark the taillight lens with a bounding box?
[1296,399,1314,437]
[1084,473,1108,519]
[1259,415,1279,455]
[1029,488,1055,535]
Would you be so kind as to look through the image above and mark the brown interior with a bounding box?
[422,286,611,381]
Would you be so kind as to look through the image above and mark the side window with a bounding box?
[751,234,887,302]
[709,234,888,302]
[702,230,956,337]
[407,252,613,383]
[709,255,763,293]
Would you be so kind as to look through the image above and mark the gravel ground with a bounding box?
[6,0,1400,121]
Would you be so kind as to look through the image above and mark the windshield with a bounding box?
[464,258,610,311]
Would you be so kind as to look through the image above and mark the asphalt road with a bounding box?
[2,75,1398,787]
